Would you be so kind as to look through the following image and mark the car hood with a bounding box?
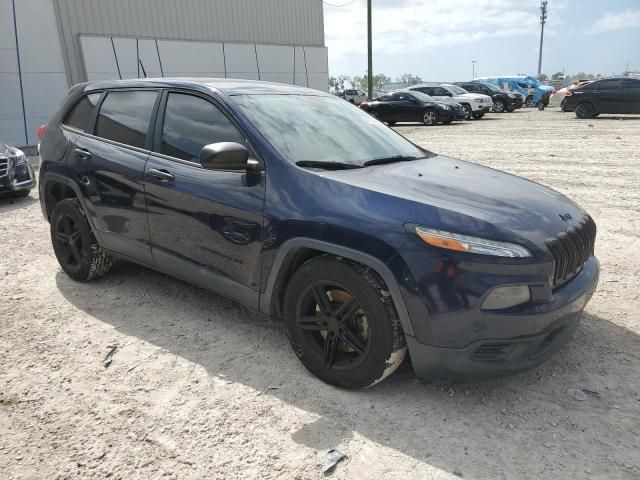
[0,143,22,157]
[320,156,586,248]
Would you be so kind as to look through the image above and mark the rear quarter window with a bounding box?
[63,93,102,131]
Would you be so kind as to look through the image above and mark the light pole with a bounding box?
[537,1,548,77]
[472,60,477,79]
[367,0,373,99]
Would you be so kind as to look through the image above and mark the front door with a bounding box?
[73,89,159,264]
[622,79,640,114]
[144,91,266,306]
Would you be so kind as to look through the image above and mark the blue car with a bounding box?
[38,79,599,388]
[475,76,554,106]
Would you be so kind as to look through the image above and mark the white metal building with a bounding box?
[1,0,328,146]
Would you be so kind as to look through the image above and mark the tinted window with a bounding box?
[623,79,640,90]
[433,87,451,96]
[160,93,244,162]
[413,87,434,95]
[95,91,158,148]
[64,93,101,131]
[597,79,621,91]
[377,94,392,101]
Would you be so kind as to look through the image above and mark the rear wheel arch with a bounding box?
[261,238,415,338]
[44,179,78,220]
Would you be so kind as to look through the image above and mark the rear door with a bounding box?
[622,79,640,114]
[72,89,159,264]
[144,90,266,305]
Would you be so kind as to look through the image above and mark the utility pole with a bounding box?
[367,0,373,99]
[537,0,548,77]
[472,60,477,79]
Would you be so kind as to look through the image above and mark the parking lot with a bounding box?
[1,109,639,479]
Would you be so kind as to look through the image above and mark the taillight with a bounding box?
[38,124,47,141]
[360,102,368,108]
[564,91,573,97]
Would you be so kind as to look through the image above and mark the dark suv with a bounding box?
[39,79,599,388]
[562,77,640,118]
[456,81,524,113]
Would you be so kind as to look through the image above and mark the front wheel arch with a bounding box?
[261,238,416,338]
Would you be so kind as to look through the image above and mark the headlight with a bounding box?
[15,152,26,166]
[508,93,516,98]
[414,227,532,258]
[440,104,450,110]
[476,98,484,103]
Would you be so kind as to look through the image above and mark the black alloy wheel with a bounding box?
[53,211,84,272]
[297,283,371,370]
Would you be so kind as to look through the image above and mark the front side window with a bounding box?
[95,90,158,148]
[232,94,426,166]
[160,93,244,162]
[64,93,101,131]
[446,85,468,95]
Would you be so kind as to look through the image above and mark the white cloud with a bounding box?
[324,0,550,74]
[591,9,640,33]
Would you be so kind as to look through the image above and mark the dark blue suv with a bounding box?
[39,79,599,388]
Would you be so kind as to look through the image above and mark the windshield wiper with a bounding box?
[296,160,364,170]
[363,155,425,166]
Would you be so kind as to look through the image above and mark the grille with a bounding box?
[0,157,8,178]
[545,216,596,286]
[472,343,511,362]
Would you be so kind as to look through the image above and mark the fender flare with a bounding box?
[260,238,415,337]
[41,172,104,243]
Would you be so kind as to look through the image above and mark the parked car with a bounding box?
[0,143,35,198]
[476,76,554,107]
[563,78,640,118]
[455,81,523,112]
[408,83,493,119]
[39,79,599,388]
[359,90,466,125]
[335,88,367,105]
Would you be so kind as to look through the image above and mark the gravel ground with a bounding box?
[1,109,639,480]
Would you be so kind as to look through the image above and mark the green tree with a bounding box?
[351,74,391,92]
[537,73,549,81]
[551,71,564,80]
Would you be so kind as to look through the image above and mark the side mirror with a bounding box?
[200,142,260,171]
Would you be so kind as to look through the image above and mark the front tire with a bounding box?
[493,99,506,113]
[575,103,594,119]
[462,104,473,120]
[283,256,407,389]
[50,198,113,282]
[422,109,437,126]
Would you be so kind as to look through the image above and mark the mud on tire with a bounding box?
[283,256,407,389]
[50,198,114,282]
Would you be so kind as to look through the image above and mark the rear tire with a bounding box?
[283,256,407,389]
[50,198,113,282]
[368,111,379,120]
[575,103,594,119]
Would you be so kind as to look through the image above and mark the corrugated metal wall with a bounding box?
[54,0,325,84]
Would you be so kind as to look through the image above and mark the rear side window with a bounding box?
[63,93,101,131]
[160,93,244,162]
[623,79,640,90]
[597,79,621,91]
[95,90,158,149]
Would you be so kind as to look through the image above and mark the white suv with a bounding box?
[409,83,493,119]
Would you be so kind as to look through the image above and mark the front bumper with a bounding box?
[0,158,36,195]
[472,104,493,113]
[406,256,599,380]
[438,109,465,122]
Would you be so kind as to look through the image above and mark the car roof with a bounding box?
[83,77,332,97]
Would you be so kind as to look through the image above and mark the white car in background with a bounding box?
[335,88,368,105]
[408,83,493,119]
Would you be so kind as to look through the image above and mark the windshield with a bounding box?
[406,91,436,102]
[232,94,426,166]
[480,82,502,93]
[446,85,468,95]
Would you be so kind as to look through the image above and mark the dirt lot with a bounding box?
[1,109,639,480]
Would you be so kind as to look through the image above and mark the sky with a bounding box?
[323,0,640,82]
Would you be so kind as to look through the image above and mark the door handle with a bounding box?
[148,168,175,182]
[73,148,92,160]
